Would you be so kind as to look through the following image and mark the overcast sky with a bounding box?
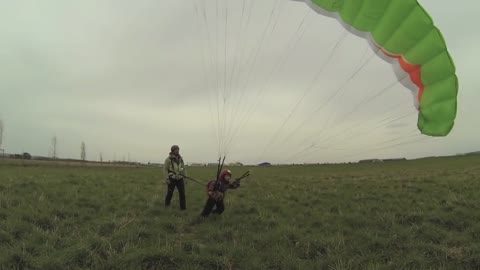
[0,0,478,164]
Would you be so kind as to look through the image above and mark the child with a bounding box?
[200,169,240,217]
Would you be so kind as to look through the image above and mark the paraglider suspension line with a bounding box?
[215,156,226,183]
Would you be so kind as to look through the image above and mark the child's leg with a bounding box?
[200,197,216,217]
[212,200,225,215]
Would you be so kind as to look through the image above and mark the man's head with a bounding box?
[170,145,180,156]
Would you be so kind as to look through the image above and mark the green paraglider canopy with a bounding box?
[293,0,458,137]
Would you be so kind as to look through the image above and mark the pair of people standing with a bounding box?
[163,145,240,216]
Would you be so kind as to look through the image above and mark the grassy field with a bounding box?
[1,156,479,270]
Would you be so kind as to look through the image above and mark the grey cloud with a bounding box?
[1,0,478,164]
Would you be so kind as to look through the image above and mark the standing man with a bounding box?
[164,145,187,210]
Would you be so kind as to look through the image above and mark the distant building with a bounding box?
[228,162,243,166]
[147,162,163,167]
[359,159,383,163]
[189,163,206,167]
[359,158,406,163]
[383,158,407,162]
[257,162,271,167]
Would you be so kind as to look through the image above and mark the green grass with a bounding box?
[1,156,480,269]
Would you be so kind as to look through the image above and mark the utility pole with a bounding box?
[50,136,57,159]
[0,119,4,152]
[81,142,86,161]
